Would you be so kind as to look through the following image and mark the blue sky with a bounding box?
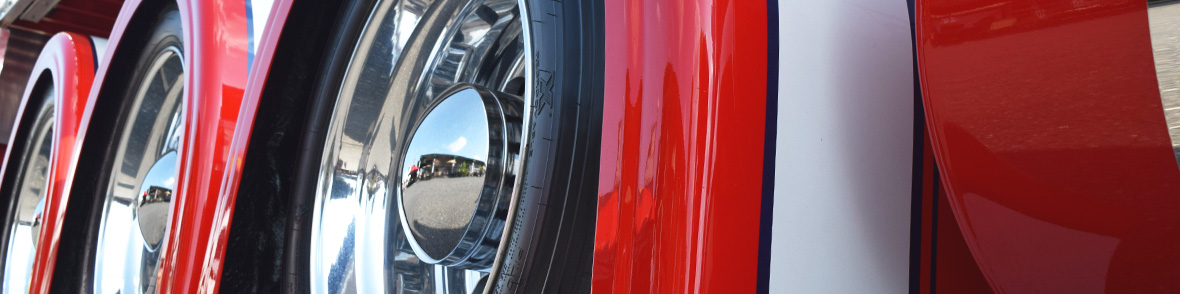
[401,90,490,174]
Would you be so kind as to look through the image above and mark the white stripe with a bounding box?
[249,0,275,62]
[771,0,915,292]
[90,36,108,68]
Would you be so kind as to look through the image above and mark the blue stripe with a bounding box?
[88,37,98,73]
[757,0,779,293]
[246,0,255,75]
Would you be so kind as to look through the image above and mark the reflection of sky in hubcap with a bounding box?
[401,90,490,176]
[311,0,528,291]
[136,151,177,250]
[400,89,491,260]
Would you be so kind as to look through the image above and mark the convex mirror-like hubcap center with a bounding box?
[136,151,177,250]
[398,86,522,270]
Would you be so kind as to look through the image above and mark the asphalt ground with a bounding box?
[400,176,484,254]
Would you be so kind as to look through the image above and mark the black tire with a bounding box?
[493,0,603,292]
[219,0,380,292]
[222,0,602,293]
[52,4,184,293]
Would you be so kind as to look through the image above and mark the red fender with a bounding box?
[159,1,249,293]
[916,0,1180,292]
[200,0,293,292]
[1,31,96,294]
[58,0,250,293]
[593,0,770,292]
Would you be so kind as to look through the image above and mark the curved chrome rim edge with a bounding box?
[93,46,185,294]
[2,92,55,294]
[482,0,531,291]
[310,0,530,292]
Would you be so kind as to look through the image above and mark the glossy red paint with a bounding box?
[915,134,991,294]
[158,0,249,293]
[3,32,96,294]
[200,0,292,292]
[31,0,148,290]
[916,134,936,294]
[916,0,1180,292]
[931,180,990,294]
[593,0,768,292]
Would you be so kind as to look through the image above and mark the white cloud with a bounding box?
[446,137,467,153]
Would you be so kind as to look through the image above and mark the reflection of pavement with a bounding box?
[401,176,484,253]
[137,202,169,247]
[1150,1,1180,163]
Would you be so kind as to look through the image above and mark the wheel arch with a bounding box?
[0,31,97,294]
[51,0,251,292]
[47,2,182,292]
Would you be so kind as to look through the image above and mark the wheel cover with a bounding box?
[94,47,185,294]
[310,0,531,292]
[2,91,54,294]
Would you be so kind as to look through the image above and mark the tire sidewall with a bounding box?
[51,4,185,292]
[493,0,602,293]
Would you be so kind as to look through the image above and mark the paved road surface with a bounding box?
[401,176,484,252]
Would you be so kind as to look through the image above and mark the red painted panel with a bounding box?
[917,135,936,294]
[917,133,991,294]
[916,0,1180,292]
[6,32,95,294]
[932,179,990,294]
[157,0,249,292]
[201,0,292,292]
[593,0,768,292]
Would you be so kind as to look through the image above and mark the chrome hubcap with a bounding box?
[2,92,54,294]
[94,47,184,294]
[311,0,529,292]
[399,87,521,270]
[135,151,177,250]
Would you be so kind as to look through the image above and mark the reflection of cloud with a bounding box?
[446,137,467,153]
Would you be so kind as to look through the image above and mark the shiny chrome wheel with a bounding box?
[2,92,54,294]
[310,0,528,292]
[93,46,185,294]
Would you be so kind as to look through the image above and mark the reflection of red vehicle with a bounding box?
[0,0,1176,293]
[926,0,1139,44]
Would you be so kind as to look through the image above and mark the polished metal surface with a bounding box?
[1149,0,1180,166]
[94,47,185,294]
[310,0,529,292]
[398,87,521,269]
[2,91,54,294]
[135,151,177,250]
